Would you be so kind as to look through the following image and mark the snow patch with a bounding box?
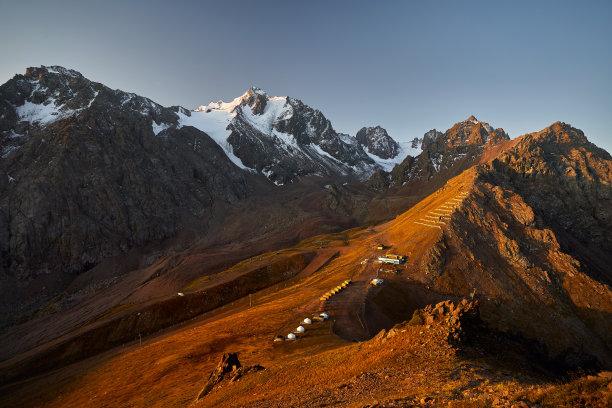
[261,168,284,186]
[240,97,290,135]
[177,109,254,171]
[367,141,421,172]
[87,90,99,108]
[15,98,73,125]
[44,66,80,77]
[152,120,171,136]
[185,92,298,174]
[2,145,20,159]
[431,154,442,173]
[9,130,24,139]
[310,144,343,165]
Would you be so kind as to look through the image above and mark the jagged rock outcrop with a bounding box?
[195,352,264,400]
[410,299,480,344]
[0,66,250,327]
[417,123,612,367]
[480,121,612,279]
[356,126,400,159]
[194,87,383,185]
[371,117,509,188]
[409,129,443,152]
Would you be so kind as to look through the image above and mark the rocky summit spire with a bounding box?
[355,126,400,159]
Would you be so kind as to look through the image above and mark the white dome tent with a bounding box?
[320,313,329,320]
[286,333,297,340]
[303,318,312,324]
[295,325,305,333]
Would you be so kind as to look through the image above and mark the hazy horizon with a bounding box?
[1,0,610,152]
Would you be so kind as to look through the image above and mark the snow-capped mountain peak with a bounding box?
[1,69,409,187]
[195,87,276,114]
[179,88,381,184]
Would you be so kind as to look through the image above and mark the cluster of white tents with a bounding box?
[274,280,351,343]
[274,312,330,342]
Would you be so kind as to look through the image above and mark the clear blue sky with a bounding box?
[1,0,611,153]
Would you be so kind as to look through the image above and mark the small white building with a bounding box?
[295,325,305,333]
[286,333,297,340]
[303,318,312,324]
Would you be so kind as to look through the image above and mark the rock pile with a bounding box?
[195,353,264,400]
[413,299,480,344]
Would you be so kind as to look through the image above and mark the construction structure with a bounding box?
[377,254,406,264]
[415,190,469,229]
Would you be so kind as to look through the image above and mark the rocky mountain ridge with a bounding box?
[1,81,611,407]
[1,66,611,385]
[180,87,413,185]
[0,66,418,329]
[412,122,612,366]
[0,66,250,327]
[356,125,400,160]
[368,116,510,189]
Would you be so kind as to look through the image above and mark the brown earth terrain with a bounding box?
[1,122,611,407]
